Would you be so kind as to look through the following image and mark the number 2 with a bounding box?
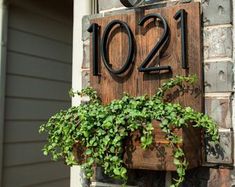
[138,13,171,73]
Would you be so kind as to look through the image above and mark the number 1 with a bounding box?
[87,23,100,76]
[174,9,187,69]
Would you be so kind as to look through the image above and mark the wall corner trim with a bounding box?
[0,0,8,185]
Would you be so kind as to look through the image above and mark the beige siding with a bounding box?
[8,5,72,44]
[8,29,72,63]
[3,0,73,186]
[4,121,47,143]
[6,75,71,101]
[7,52,72,82]
[3,162,69,187]
[4,142,49,167]
[25,178,70,187]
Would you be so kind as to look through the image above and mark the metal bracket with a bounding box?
[120,0,145,7]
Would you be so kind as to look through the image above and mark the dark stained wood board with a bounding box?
[89,3,202,171]
[124,121,202,170]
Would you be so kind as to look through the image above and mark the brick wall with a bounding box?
[82,0,234,186]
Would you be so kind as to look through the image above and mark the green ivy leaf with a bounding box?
[39,75,219,187]
[173,158,181,166]
[85,149,92,155]
[113,168,120,176]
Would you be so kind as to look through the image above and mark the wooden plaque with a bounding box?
[89,3,202,171]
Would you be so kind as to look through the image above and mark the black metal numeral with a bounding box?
[174,9,187,69]
[88,10,188,76]
[87,23,100,76]
[138,14,171,73]
[101,20,134,75]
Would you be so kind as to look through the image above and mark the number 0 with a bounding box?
[101,20,135,75]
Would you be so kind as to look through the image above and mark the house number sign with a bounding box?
[88,3,203,170]
[89,3,202,109]
[88,9,187,76]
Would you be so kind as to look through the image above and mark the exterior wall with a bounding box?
[1,0,73,186]
[81,0,234,186]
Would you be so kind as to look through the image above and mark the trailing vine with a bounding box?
[39,75,219,187]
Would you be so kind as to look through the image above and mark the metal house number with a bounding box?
[88,9,187,76]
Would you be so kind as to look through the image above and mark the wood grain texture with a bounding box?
[90,3,202,171]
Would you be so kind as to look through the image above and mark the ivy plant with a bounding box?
[39,75,219,187]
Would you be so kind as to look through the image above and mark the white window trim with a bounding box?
[71,0,92,186]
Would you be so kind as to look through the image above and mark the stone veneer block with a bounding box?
[98,0,124,11]
[206,129,233,164]
[204,61,233,92]
[205,93,232,129]
[202,0,232,26]
[230,169,235,186]
[91,182,137,187]
[82,15,91,41]
[204,26,232,59]
[207,168,231,187]
[93,167,166,186]
[98,0,194,11]
[82,70,90,88]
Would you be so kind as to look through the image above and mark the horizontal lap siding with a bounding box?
[8,5,72,44]
[3,1,72,186]
[7,52,72,82]
[4,121,47,143]
[6,75,71,101]
[5,98,70,120]
[8,29,72,63]
[3,162,70,187]
[4,142,50,167]
[28,179,70,187]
